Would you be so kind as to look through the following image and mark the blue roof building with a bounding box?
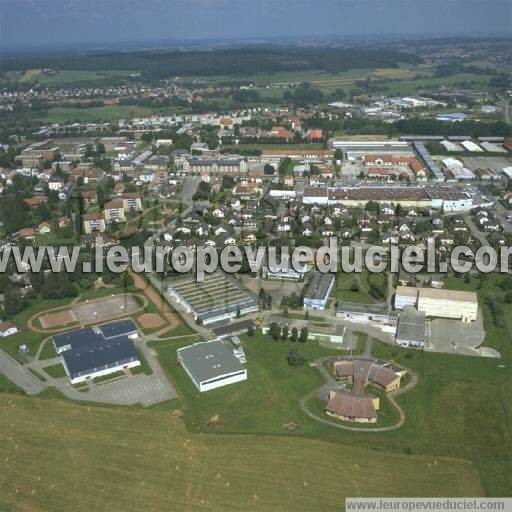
[53,321,140,383]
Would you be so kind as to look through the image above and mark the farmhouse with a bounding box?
[0,321,18,337]
[177,339,247,392]
[53,320,140,384]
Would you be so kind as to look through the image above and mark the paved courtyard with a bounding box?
[426,309,495,357]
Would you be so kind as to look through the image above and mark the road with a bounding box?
[0,350,46,395]
[299,356,419,433]
[463,214,489,246]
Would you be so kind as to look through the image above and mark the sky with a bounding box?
[0,0,510,50]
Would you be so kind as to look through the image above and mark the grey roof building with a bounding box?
[396,306,426,348]
[177,339,247,392]
[303,272,335,310]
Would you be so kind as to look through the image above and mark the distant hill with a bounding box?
[1,46,423,78]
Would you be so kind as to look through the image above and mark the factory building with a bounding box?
[394,286,478,323]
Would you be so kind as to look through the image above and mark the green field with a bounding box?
[1,274,511,506]
[31,105,174,123]
[0,394,482,512]
[42,363,67,379]
[2,69,138,85]
[184,65,492,95]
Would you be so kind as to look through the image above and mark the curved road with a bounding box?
[300,356,418,433]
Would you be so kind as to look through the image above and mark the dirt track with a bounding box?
[128,269,180,336]
[27,293,148,333]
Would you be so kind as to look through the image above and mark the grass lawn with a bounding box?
[0,394,482,512]
[0,373,25,396]
[38,338,58,360]
[1,273,510,500]
[31,105,179,123]
[335,271,374,304]
[1,296,77,362]
[33,69,137,85]
[42,363,67,379]
[148,270,512,497]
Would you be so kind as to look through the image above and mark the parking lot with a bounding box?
[426,309,490,357]
[88,373,176,407]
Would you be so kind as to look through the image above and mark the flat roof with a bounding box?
[396,307,426,344]
[98,319,138,339]
[62,336,139,379]
[329,187,430,202]
[211,319,254,338]
[419,287,478,304]
[336,301,392,316]
[304,272,335,301]
[53,327,100,351]
[396,286,419,298]
[177,340,245,383]
[167,272,257,319]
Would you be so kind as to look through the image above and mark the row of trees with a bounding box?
[266,322,309,343]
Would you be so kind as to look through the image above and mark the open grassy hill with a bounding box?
[0,395,482,512]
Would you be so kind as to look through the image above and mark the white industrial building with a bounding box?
[177,339,247,392]
[394,286,420,310]
[418,288,478,323]
[395,286,478,323]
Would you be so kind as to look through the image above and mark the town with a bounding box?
[0,31,511,512]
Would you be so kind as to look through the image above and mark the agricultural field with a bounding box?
[30,105,176,123]
[3,69,138,85]
[185,64,493,96]
[0,394,482,512]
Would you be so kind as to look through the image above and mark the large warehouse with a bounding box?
[53,320,140,384]
[418,288,478,323]
[394,286,478,323]
[177,339,247,392]
[165,272,258,325]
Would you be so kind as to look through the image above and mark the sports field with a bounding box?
[0,395,482,512]
[71,295,140,325]
[36,294,142,330]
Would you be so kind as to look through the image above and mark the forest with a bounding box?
[1,47,423,78]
